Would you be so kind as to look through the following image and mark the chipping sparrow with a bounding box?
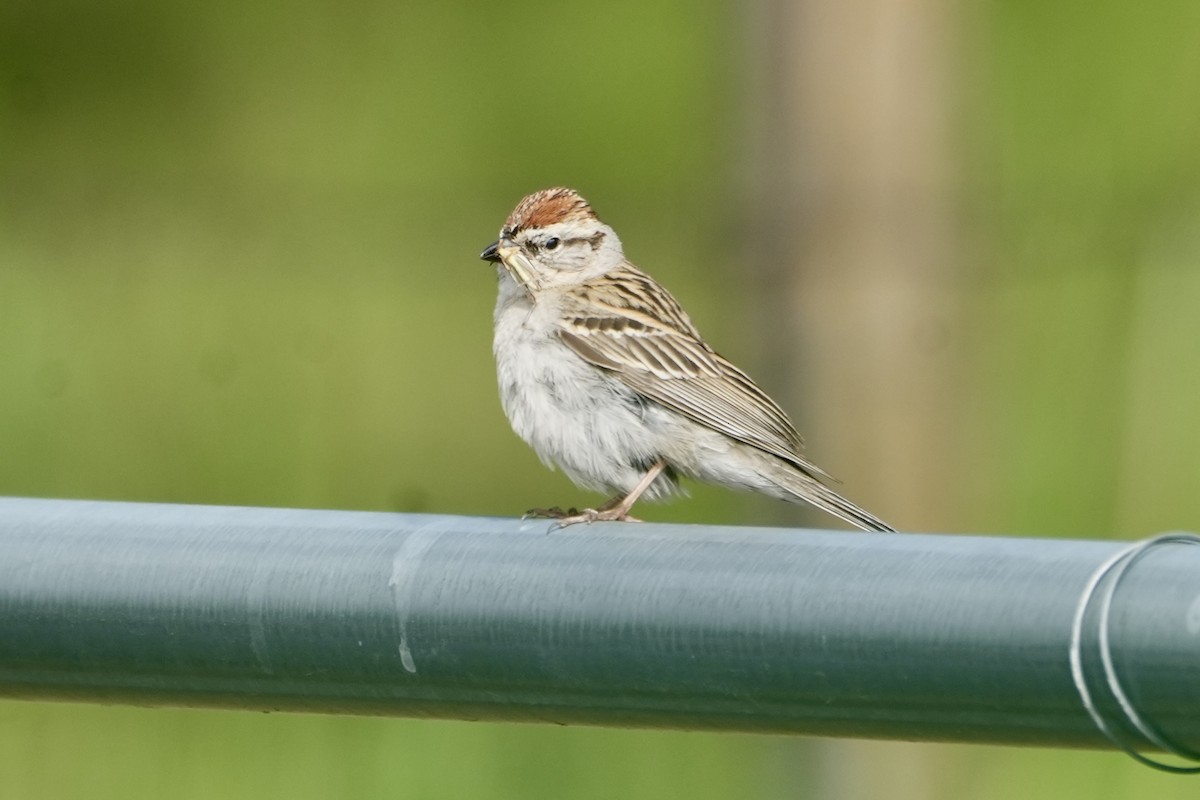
[479,187,894,532]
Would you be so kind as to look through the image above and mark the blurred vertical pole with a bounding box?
[741,0,965,535]
[741,0,964,797]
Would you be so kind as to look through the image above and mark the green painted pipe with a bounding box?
[0,497,1196,751]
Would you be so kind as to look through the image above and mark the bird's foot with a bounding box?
[522,505,643,528]
[548,506,643,530]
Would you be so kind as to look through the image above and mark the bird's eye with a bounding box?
[544,237,561,251]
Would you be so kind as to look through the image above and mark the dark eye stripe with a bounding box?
[526,233,604,254]
[528,237,567,250]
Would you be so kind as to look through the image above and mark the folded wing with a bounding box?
[557,268,831,481]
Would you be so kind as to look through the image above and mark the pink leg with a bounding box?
[549,459,668,528]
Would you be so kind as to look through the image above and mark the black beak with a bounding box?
[480,241,501,263]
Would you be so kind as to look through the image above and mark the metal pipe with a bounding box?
[0,497,1196,749]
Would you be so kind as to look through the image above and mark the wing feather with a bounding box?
[556,265,826,477]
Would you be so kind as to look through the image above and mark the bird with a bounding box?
[479,187,894,532]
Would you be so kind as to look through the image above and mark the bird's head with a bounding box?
[480,187,624,293]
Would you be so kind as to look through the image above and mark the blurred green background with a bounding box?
[2,0,1200,797]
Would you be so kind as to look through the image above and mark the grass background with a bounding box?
[2,0,1200,796]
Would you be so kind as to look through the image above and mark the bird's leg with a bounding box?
[550,459,668,528]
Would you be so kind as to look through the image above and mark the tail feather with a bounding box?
[767,462,895,532]
[796,478,895,532]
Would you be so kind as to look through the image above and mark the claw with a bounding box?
[548,507,643,530]
[522,460,664,529]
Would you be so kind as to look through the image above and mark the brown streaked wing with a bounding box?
[557,267,818,474]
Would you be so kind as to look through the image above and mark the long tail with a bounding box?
[768,462,895,532]
[796,478,895,532]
